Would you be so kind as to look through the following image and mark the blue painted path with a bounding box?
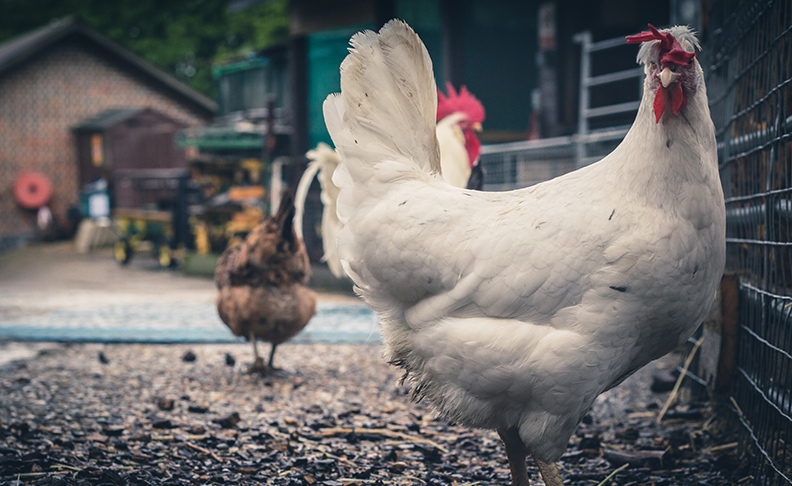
[0,301,380,344]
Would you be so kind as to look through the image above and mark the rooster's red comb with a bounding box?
[626,24,695,67]
[437,82,485,123]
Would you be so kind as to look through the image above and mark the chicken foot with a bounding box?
[247,332,280,373]
[498,427,563,486]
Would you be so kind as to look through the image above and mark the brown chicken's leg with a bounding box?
[498,428,529,486]
[248,332,266,373]
[267,343,279,370]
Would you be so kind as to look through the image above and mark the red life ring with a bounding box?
[13,172,53,209]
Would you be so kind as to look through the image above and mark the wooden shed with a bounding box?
[72,108,189,209]
[0,17,214,251]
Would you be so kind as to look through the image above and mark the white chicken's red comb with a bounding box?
[626,24,695,66]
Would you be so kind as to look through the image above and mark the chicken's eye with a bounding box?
[650,62,656,68]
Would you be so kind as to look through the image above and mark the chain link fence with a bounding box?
[706,0,792,483]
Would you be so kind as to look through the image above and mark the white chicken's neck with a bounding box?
[609,70,717,208]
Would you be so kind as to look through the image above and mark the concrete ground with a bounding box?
[0,242,377,364]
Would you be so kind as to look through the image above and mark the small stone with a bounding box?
[182,350,197,362]
[578,434,601,450]
[158,398,175,411]
[188,405,209,414]
[615,427,640,441]
[306,404,323,414]
[213,412,241,429]
[152,419,174,429]
[102,426,125,437]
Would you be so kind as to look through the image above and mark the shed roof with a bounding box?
[73,107,188,132]
[73,108,147,132]
[0,17,217,117]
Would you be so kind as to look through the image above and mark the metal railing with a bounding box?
[481,31,642,191]
[574,31,642,167]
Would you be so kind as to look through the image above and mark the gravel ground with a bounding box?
[0,341,747,485]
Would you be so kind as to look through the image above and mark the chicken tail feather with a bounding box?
[323,19,441,195]
[274,190,297,246]
[293,158,321,241]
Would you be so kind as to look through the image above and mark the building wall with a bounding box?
[0,37,209,251]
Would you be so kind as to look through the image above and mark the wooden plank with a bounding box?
[699,273,740,392]
[716,273,740,391]
[112,208,171,222]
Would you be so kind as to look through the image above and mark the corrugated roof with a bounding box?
[0,16,217,116]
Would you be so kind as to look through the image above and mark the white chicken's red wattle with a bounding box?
[654,81,688,123]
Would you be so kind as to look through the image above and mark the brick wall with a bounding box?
[0,37,210,251]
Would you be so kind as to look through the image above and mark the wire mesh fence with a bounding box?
[479,4,792,481]
[706,0,792,483]
[480,136,577,191]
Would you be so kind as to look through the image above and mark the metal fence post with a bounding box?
[573,31,591,169]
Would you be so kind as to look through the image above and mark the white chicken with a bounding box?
[323,20,725,486]
[295,84,485,278]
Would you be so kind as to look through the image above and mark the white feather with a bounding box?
[294,143,345,278]
[435,112,472,188]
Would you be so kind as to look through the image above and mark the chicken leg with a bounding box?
[248,332,281,373]
[498,428,529,486]
[267,343,279,370]
[248,331,267,373]
[498,427,563,486]
[536,460,563,486]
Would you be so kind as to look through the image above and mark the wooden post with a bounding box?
[699,273,740,392]
[716,272,739,391]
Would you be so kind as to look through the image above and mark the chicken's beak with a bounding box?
[472,122,483,132]
[659,66,681,88]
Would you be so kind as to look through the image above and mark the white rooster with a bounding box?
[323,20,725,486]
[435,82,486,189]
[294,84,485,278]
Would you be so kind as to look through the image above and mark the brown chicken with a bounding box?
[214,191,317,372]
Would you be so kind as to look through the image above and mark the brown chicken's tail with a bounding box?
[273,190,298,246]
